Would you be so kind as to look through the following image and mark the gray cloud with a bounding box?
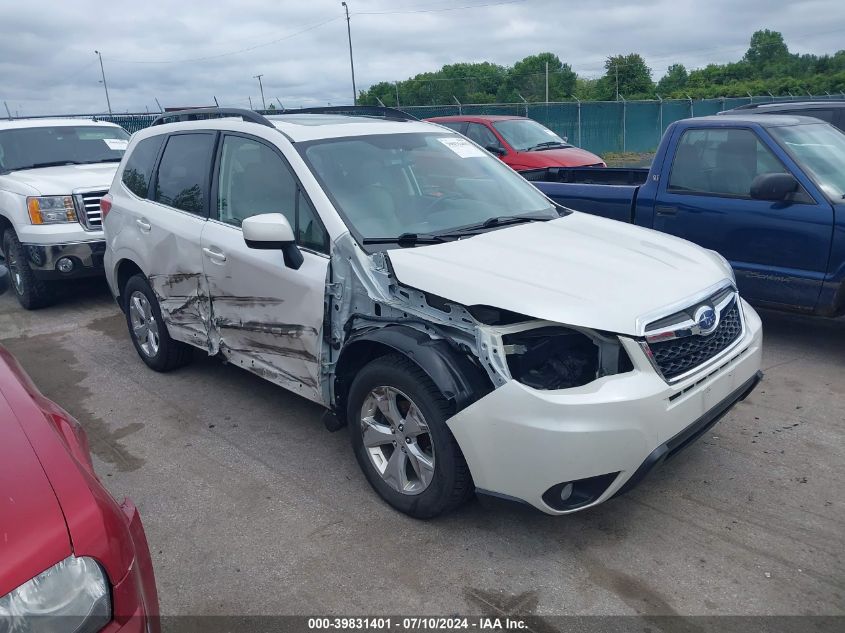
[1,0,843,115]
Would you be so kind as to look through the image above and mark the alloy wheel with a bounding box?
[360,386,436,495]
[128,291,160,357]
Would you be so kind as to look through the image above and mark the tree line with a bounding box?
[358,30,845,105]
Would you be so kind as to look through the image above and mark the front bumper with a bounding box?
[447,299,763,515]
[21,240,106,280]
[103,498,160,633]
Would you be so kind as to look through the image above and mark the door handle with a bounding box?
[202,247,227,263]
[136,218,152,232]
[656,205,678,217]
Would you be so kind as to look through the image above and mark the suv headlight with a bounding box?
[502,326,633,390]
[26,196,78,225]
[0,556,111,633]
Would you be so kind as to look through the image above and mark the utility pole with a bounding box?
[155,97,163,112]
[254,74,266,110]
[3,101,11,120]
[213,96,219,107]
[94,50,113,115]
[394,81,400,107]
[341,2,357,105]
[545,61,549,103]
[276,97,284,110]
[248,96,253,110]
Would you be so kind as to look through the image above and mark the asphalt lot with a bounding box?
[1,279,843,617]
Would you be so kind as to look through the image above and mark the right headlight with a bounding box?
[502,325,633,390]
[0,556,111,633]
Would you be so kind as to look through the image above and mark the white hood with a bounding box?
[5,163,118,195]
[386,212,733,336]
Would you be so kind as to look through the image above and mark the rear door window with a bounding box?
[121,136,164,198]
[154,133,215,215]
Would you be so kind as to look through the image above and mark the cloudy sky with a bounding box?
[1,0,843,115]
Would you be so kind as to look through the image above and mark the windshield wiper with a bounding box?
[362,232,449,246]
[14,160,83,170]
[436,214,551,238]
[88,157,123,163]
[526,141,567,151]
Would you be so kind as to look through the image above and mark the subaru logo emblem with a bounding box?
[693,306,718,335]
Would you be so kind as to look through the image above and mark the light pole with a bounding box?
[94,50,112,115]
[254,74,266,110]
[341,2,357,105]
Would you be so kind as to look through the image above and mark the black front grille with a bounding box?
[648,300,742,380]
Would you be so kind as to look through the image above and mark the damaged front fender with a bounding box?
[333,325,492,420]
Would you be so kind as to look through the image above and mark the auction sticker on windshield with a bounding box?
[103,138,128,151]
[438,137,486,158]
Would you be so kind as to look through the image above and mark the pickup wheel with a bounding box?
[347,354,473,518]
[2,229,54,310]
[123,274,193,372]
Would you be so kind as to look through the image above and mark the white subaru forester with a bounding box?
[103,107,763,518]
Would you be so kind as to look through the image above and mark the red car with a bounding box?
[0,266,159,632]
[425,115,605,171]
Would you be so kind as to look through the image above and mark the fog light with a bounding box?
[542,472,620,511]
[57,257,74,273]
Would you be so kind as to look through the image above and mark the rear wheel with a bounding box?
[123,274,193,371]
[348,354,473,518]
[2,229,54,310]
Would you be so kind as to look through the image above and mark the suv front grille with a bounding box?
[74,190,108,230]
[644,288,744,382]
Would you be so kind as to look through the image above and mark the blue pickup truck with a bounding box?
[525,114,845,317]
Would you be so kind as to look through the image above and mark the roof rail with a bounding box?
[150,108,274,128]
[272,105,418,121]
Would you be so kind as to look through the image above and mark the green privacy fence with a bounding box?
[401,95,845,154]
[22,95,844,155]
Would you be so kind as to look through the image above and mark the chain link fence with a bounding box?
[13,95,844,156]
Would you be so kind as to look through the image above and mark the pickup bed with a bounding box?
[526,115,845,317]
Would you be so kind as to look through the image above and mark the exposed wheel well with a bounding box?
[333,329,493,423]
[115,259,145,309]
[0,216,13,245]
[334,340,396,417]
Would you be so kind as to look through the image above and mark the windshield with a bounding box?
[0,125,129,172]
[769,123,845,200]
[299,132,557,245]
[492,119,570,151]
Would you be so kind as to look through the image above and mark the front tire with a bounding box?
[123,274,193,372]
[2,229,54,310]
[347,354,473,518]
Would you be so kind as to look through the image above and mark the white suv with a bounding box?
[0,118,129,308]
[103,108,763,518]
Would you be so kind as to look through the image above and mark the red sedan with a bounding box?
[425,115,605,171]
[0,267,159,632]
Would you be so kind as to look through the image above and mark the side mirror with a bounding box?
[0,265,9,295]
[242,213,304,270]
[750,172,799,201]
[485,144,507,156]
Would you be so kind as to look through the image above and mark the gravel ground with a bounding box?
[1,279,843,617]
